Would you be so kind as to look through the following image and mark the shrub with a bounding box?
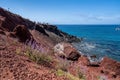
[34,53,52,65]
[56,69,65,76]
[15,48,21,54]
[56,58,70,72]
[56,69,82,80]
[24,47,32,57]
[24,47,53,67]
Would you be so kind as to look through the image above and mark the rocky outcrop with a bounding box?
[68,56,120,80]
[63,43,81,61]
[42,24,81,43]
[54,43,81,61]
[35,24,48,36]
[43,24,63,37]
[13,25,33,42]
[100,57,120,78]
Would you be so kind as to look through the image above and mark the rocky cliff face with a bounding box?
[42,24,81,43]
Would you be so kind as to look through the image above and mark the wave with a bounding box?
[72,39,120,62]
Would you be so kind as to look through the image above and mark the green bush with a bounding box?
[35,53,52,65]
[24,47,53,67]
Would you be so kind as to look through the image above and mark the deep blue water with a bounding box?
[57,25,120,62]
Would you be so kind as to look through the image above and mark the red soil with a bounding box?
[0,35,68,80]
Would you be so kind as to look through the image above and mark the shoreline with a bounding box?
[72,39,120,62]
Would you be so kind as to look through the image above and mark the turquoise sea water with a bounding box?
[57,25,120,62]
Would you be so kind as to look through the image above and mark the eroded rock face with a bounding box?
[100,57,120,78]
[35,24,48,36]
[43,24,81,43]
[43,24,63,37]
[13,25,32,42]
[54,43,81,61]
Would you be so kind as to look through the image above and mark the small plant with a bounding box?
[24,46,53,67]
[56,58,69,72]
[56,69,81,80]
[24,47,32,57]
[78,71,86,80]
[56,69,65,76]
[15,48,21,54]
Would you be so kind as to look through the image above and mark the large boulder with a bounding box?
[63,43,81,61]
[54,43,81,61]
[13,25,32,42]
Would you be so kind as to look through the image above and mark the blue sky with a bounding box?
[0,0,120,24]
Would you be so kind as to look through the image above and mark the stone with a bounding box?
[54,43,81,61]
[13,25,32,42]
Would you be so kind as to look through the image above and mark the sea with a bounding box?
[57,25,120,62]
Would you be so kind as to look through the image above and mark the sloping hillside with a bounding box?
[0,34,68,80]
[0,7,81,80]
[0,7,120,80]
[0,7,80,44]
